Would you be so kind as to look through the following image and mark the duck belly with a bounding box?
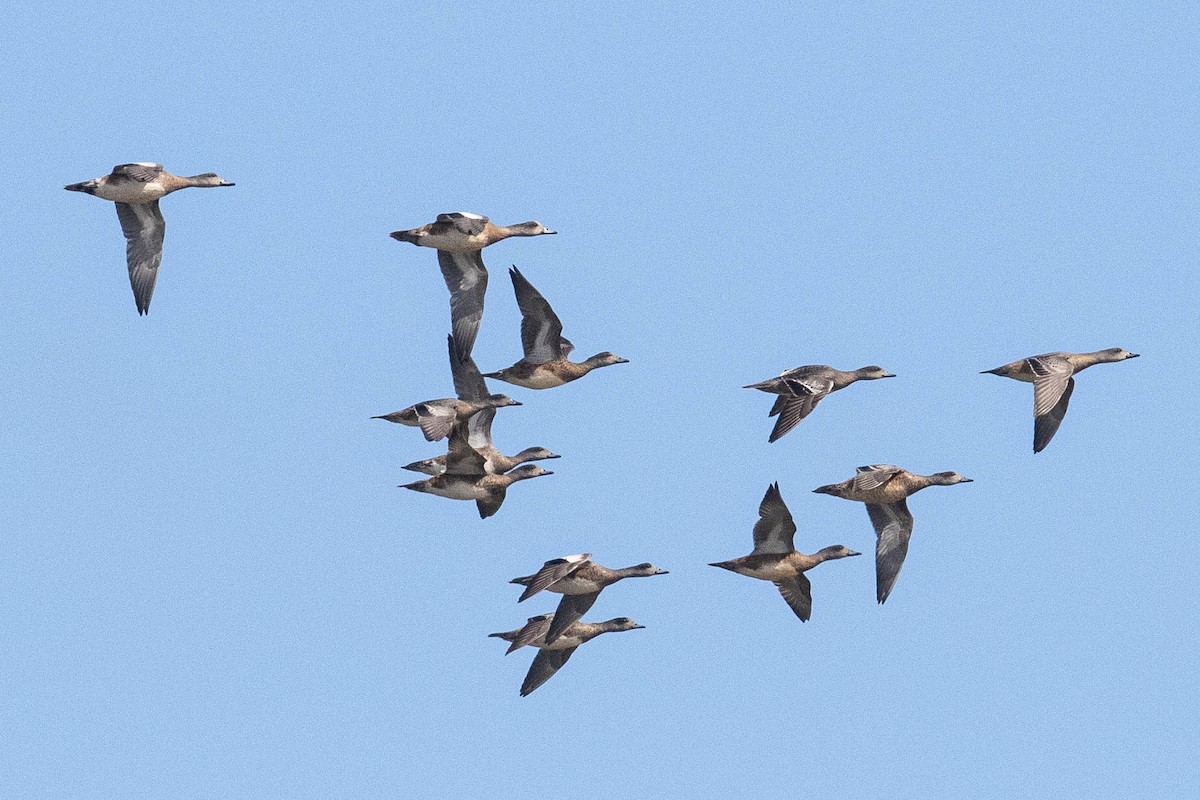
[94,182,168,204]
[422,480,489,501]
[743,561,800,582]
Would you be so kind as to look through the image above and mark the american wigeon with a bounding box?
[389,213,555,359]
[813,465,972,603]
[372,334,522,442]
[982,348,1140,452]
[744,365,895,442]
[399,426,553,518]
[65,163,234,314]
[510,555,668,643]
[710,483,859,621]
[488,614,644,696]
[484,267,628,389]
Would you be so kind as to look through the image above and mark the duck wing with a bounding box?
[520,647,577,696]
[767,394,823,442]
[852,464,903,493]
[413,401,459,442]
[1034,376,1075,453]
[751,482,797,554]
[773,574,813,622]
[114,201,165,315]
[505,614,552,654]
[866,500,914,604]
[436,212,489,236]
[1028,355,1074,417]
[516,554,592,602]
[476,488,507,519]
[112,163,164,182]
[509,267,563,364]
[545,592,600,644]
[446,334,495,449]
[437,250,488,360]
[443,425,488,476]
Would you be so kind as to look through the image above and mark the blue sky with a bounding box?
[2,3,1197,797]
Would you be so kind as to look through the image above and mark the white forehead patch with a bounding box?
[453,211,485,219]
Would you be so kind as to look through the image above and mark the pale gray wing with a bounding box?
[509,267,563,364]
[465,408,494,451]
[443,424,488,475]
[448,333,488,402]
[1029,356,1074,417]
[1034,376,1075,453]
[114,201,165,315]
[751,482,797,554]
[852,465,903,493]
[477,489,507,519]
[545,593,600,644]
[767,395,822,442]
[520,646,577,696]
[506,614,552,654]
[774,574,813,622]
[414,402,459,442]
[437,212,489,236]
[866,500,914,604]
[517,554,592,602]
[437,250,488,360]
[559,336,575,357]
[112,163,163,182]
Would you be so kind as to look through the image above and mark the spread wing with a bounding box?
[751,482,797,554]
[112,163,163,182]
[414,401,459,442]
[437,250,488,360]
[767,395,823,442]
[477,489,507,519]
[114,201,165,315]
[443,425,488,476]
[852,465,903,493]
[774,574,813,622]
[449,333,488,401]
[517,554,592,602]
[1034,376,1075,453]
[519,647,577,696]
[1029,356,1074,417]
[509,267,563,364]
[436,212,489,236]
[544,592,600,644]
[446,334,495,449]
[866,500,915,604]
[506,614,552,654]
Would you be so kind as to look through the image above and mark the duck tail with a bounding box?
[811,483,841,496]
[64,181,96,194]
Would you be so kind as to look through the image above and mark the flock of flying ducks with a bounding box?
[64,162,1141,695]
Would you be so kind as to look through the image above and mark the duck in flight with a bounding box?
[484,267,628,389]
[390,213,555,359]
[510,554,668,644]
[489,613,644,696]
[372,334,522,442]
[744,364,895,442]
[65,163,235,315]
[399,425,554,518]
[710,483,860,621]
[400,336,560,474]
[981,348,1139,452]
[813,465,972,604]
